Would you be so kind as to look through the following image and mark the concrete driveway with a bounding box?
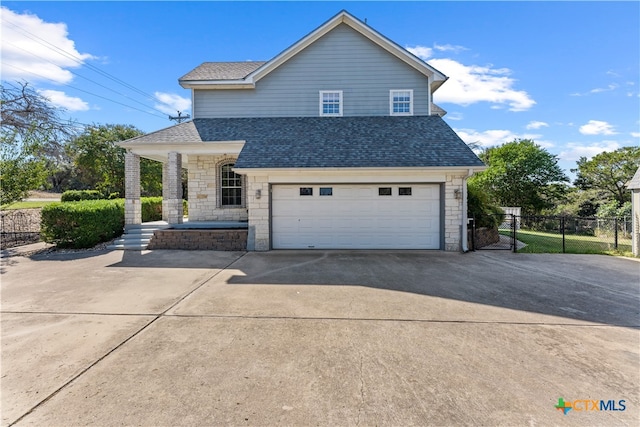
[1,249,638,426]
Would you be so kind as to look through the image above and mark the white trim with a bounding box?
[179,81,256,89]
[235,166,487,177]
[191,88,195,117]
[319,90,343,117]
[426,76,431,116]
[119,141,245,153]
[389,89,413,116]
[219,161,245,208]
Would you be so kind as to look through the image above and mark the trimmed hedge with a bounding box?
[41,200,124,248]
[61,190,105,202]
[141,197,162,222]
[41,197,186,248]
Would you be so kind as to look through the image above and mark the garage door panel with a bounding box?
[272,184,441,249]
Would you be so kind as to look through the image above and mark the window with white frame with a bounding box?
[320,91,343,116]
[220,163,243,206]
[390,89,413,115]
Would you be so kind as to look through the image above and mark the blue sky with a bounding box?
[2,1,639,179]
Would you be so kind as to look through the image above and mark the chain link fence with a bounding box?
[516,216,632,254]
[470,214,633,254]
[1,209,42,249]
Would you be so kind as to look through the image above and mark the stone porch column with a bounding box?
[124,150,141,225]
[166,152,183,224]
[162,161,169,222]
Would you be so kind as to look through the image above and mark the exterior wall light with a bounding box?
[454,189,462,200]
[255,189,262,199]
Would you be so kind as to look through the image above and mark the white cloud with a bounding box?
[154,92,191,116]
[526,121,549,130]
[433,43,468,54]
[579,120,617,136]
[445,111,464,121]
[454,128,547,149]
[590,83,618,94]
[407,45,433,60]
[0,7,95,84]
[631,132,640,138]
[431,58,535,111]
[38,89,89,111]
[406,45,535,112]
[571,83,622,97]
[559,141,621,162]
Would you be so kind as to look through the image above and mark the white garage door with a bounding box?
[272,184,440,249]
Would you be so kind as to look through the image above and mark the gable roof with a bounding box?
[120,117,484,170]
[180,61,266,81]
[179,10,447,92]
[628,167,640,190]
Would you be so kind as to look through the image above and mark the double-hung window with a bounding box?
[319,91,343,116]
[221,163,242,206]
[390,89,413,116]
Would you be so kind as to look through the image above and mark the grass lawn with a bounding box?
[510,229,633,256]
[1,201,59,210]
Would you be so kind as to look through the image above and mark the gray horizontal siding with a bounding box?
[194,24,429,118]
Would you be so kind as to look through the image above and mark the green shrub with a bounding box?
[467,183,504,228]
[61,190,104,202]
[41,200,124,248]
[141,197,162,222]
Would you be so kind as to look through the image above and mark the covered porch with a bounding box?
[117,121,247,227]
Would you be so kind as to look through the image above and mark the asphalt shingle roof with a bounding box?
[179,62,266,81]
[627,167,640,190]
[121,116,484,169]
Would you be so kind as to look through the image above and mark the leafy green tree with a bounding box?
[67,124,162,197]
[0,132,49,205]
[553,188,601,217]
[572,147,640,207]
[470,139,568,215]
[0,82,76,204]
[596,200,632,218]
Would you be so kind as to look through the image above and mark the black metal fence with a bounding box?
[1,210,42,249]
[516,216,632,254]
[471,214,633,254]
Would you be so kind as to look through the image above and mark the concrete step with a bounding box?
[125,224,170,231]
[110,225,169,250]
[118,233,154,239]
[107,243,149,250]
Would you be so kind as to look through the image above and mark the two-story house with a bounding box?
[118,10,485,251]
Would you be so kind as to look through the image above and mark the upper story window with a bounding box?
[320,91,343,116]
[390,89,413,116]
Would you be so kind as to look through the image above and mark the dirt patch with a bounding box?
[27,191,62,200]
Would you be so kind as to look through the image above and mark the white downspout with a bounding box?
[461,168,474,252]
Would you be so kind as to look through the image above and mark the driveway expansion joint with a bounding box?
[7,252,248,426]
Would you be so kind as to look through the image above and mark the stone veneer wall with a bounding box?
[468,227,500,249]
[187,155,248,222]
[444,173,465,251]
[246,175,270,251]
[147,229,247,251]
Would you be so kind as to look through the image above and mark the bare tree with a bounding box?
[1,81,78,204]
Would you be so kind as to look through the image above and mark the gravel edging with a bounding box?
[1,239,118,259]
